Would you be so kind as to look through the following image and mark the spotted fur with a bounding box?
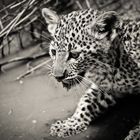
[42,8,140,139]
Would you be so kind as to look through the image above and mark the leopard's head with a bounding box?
[42,8,119,89]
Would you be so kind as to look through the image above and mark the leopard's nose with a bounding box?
[54,70,67,82]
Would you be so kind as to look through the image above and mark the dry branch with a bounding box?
[0,52,49,71]
[10,0,27,9]
[16,59,51,80]
[85,0,91,9]
[0,0,36,38]
[76,1,83,10]
[0,0,77,57]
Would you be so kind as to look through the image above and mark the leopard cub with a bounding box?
[42,8,140,139]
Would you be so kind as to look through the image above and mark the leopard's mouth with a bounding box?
[61,71,86,90]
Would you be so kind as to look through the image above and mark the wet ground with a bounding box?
[0,45,140,140]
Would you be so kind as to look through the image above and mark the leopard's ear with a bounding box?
[90,11,119,41]
[42,8,59,35]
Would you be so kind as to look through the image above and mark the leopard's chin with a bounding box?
[62,81,72,90]
[61,78,76,90]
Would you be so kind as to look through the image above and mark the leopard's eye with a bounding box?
[96,25,106,34]
[98,27,106,33]
[51,49,56,56]
[70,52,80,59]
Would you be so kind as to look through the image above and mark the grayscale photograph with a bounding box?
[0,0,140,140]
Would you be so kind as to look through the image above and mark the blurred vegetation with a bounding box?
[0,0,139,78]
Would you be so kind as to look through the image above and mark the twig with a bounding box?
[0,0,51,40]
[6,36,11,54]
[0,20,4,30]
[16,59,51,80]
[1,44,5,57]
[29,0,36,6]
[85,0,91,9]
[0,52,49,70]
[6,0,34,37]
[0,13,21,37]
[18,32,24,49]
[76,1,83,10]
[0,1,16,13]
[14,7,37,28]
[0,0,71,53]
[0,36,13,50]
[10,0,27,9]
[0,0,35,38]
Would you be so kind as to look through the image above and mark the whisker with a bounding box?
[47,69,52,74]
[46,73,54,87]
[77,75,92,86]
[74,79,81,96]
[41,59,53,71]
[47,64,52,68]
[78,79,87,91]
[78,74,113,95]
[48,73,52,76]
[43,64,52,69]
[73,78,82,95]
[43,65,52,70]
[75,77,85,95]
[77,74,108,93]
[79,78,89,88]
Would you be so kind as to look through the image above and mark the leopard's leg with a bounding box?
[50,83,116,137]
[124,121,140,140]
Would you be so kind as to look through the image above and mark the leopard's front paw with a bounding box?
[50,118,88,138]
